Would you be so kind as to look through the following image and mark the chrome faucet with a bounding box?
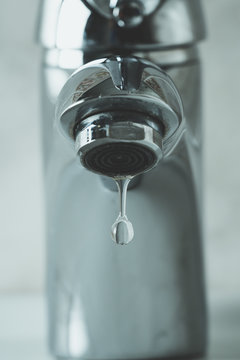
[38,0,207,358]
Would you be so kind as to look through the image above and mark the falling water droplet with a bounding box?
[111,215,134,245]
[111,178,134,245]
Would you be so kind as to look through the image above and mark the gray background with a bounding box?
[0,0,239,309]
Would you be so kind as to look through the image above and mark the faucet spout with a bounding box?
[56,56,183,178]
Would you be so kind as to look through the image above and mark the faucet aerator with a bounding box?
[74,113,163,177]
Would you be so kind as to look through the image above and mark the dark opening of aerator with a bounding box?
[82,142,157,177]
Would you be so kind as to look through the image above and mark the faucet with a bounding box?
[38,0,207,358]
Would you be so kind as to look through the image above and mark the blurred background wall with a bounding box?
[0,0,239,305]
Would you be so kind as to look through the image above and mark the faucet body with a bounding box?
[38,0,206,358]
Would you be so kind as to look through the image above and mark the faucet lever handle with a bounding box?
[85,0,161,27]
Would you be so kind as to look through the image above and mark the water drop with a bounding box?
[111,215,134,245]
[111,178,134,245]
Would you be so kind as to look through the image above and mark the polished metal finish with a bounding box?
[55,55,183,178]
[38,0,206,50]
[75,119,162,177]
[110,0,145,28]
[38,0,207,359]
[43,46,199,71]
[56,56,182,149]
[87,0,161,21]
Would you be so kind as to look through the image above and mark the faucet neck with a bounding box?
[37,0,206,52]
